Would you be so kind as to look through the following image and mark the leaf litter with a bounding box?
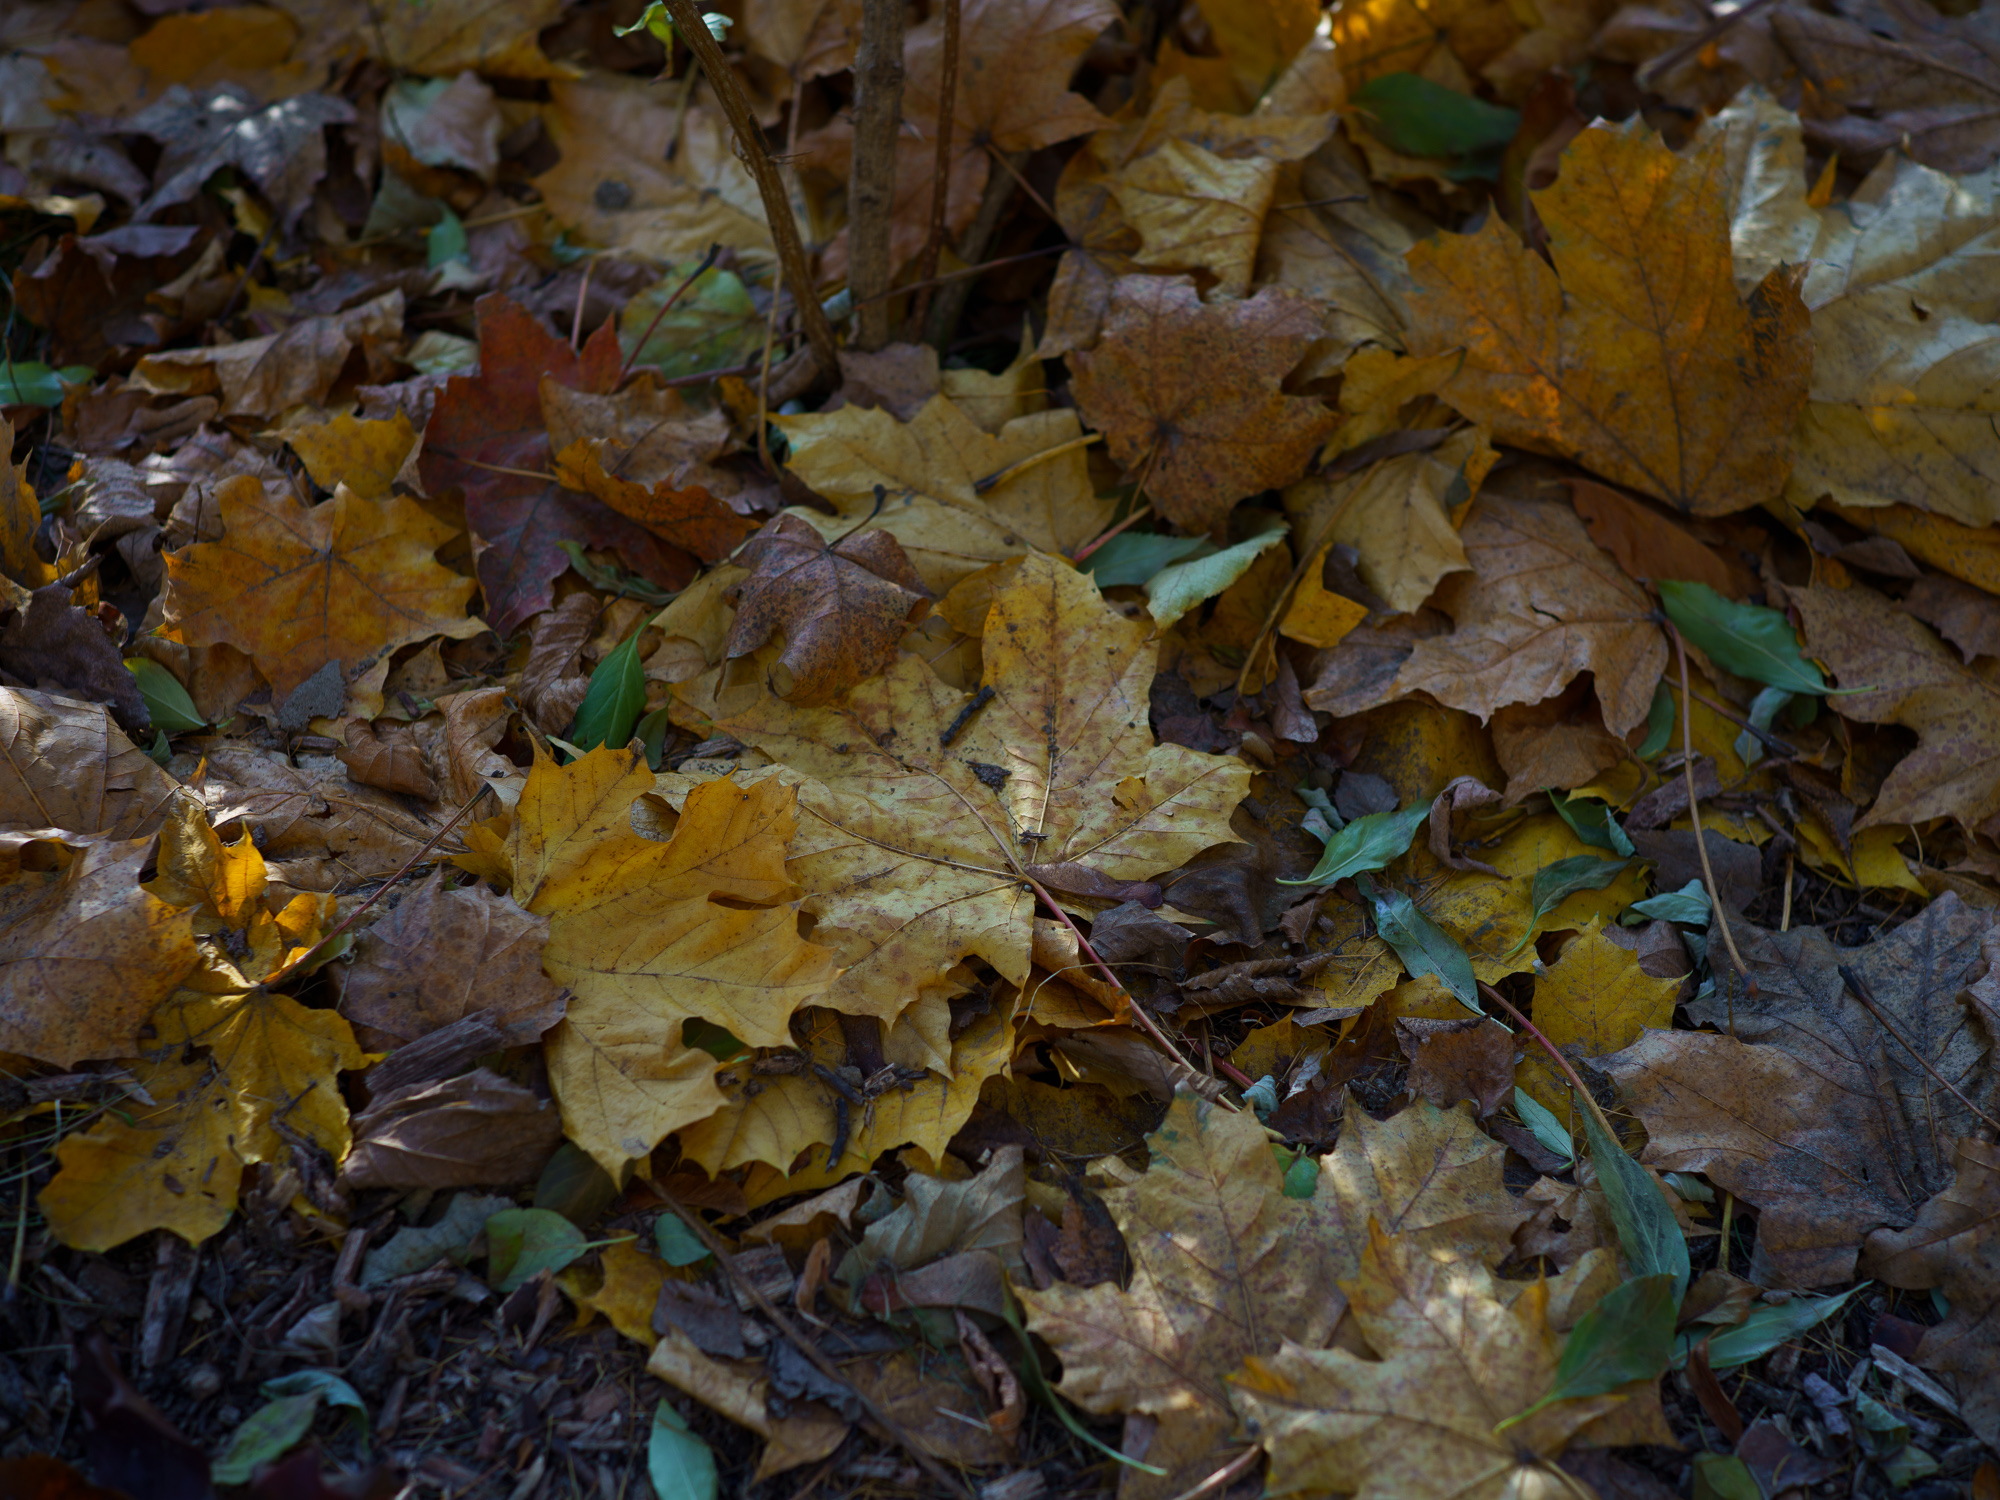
[2,1,2000,1498]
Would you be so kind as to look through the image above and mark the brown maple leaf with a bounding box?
[724,514,934,705]
[1068,276,1340,532]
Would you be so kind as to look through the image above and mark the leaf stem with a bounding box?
[1476,980,1620,1146]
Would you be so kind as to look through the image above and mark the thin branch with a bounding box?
[619,242,723,382]
[924,147,1029,350]
[660,0,839,377]
[908,0,960,338]
[1669,622,1749,1036]
[297,789,487,964]
[849,0,907,352]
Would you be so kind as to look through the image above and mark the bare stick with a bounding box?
[661,0,838,377]
[1669,622,1748,1036]
[849,0,906,351]
[658,1197,978,1500]
[908,0,960,338]
[298,789,487,962]
[1477,981,1624,1144]
[924,147,1029,350]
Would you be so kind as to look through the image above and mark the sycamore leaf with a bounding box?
[1234,1228,1640,1500]
[1020,1097,1527,1498]
[500,747,837,1174]
[774,392,1114,596]
[1068,276,1340,532]
[1313,493,1666,737]
[678,553,1250,1023]
[160,474,483,699]
[0,836,198,1067]
[1406,123,1811,515]
[1789,582,2000,829]
[724,514,934,705]
[39,984,365,1250]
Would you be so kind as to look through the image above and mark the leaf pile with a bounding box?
[4,0,2000,1494]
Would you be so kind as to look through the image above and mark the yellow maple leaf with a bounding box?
[1516,921,1681,1114]
[40,984,364,1250]
[1406,123,1811,516]
[499,746,838,1174]
[284,411,417,501]
[677,553,1251,1025]
[162,474,484,698]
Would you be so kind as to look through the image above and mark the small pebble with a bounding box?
[183,1364,223,1400]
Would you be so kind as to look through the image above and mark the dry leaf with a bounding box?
[161,474,482,698]
[1068,276,1339,532]
[724,514,934,705]
[681,553,1249,1024]
[341,1066,563,1189]
[1407,124,1811,515]
[1515,921,1681,1114]
[0,688,177,845]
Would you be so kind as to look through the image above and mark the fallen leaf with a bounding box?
[1862,1137,2000,1450]
[680,553,1249,1023]
[1314,491,1666,737]
[128,84,354,228]
[0,836,197,1067]
[1397,1014,1516,1114]
[0,574,150,736]
[160,474,481,699]
[498,747,837,1173]
[723,514,934,705]
[337,870,567,1048]
[39,984,365,1249]
[341,1066,564,1189]
[1234,1225,1645,1500]
[1406,123,1811,515]
[1566,478,1740,596]
[551,439,754,564]
[418,294,696,635]
[1068,276,1340,532]
[646,1329,847,1481]
[1515,921,1681,1114]
[774,391,1114,595]
[133,291,402,419]
[285,411,417,502]
[1789,581,2000,830]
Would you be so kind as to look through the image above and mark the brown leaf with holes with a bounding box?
[1067,276,1340,531]
[724,513,934,705]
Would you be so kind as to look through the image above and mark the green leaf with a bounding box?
[212,1393,320,1485]
[1506,855,1630,957]
[1627,879,1710,925]
[655,1213,712,1268]
[613,0,676,40]
[1512,1086,1574,1168]
[1691,1453,1763,1500]
[1549,792,1634,857]
[0,361,93,407]
[263,1370,367,1441]
[1361,875,1478,1010]
[1577,1094,1689,1302]
[1637,680,1676,758]
[1282,803,1428,887]
[427,205,468,267]
[124,657,206,733]
[1352,73,1520,164]
[1687,1283,1865,1371]
[683,1017,748,1062]
[486,1206,589,1291]
[570,609,663,753]
[637,705,675,770]
[1281,1152,1320,1199]
[1144,525,1289,629]
[1081,531,1214,588]
[558,540,679,606]
[1497,1272,1677,1433]
[619,258,764,379]
[1734,683,1792,767]
[1658,580,1827,694]
[649,1401,719,1500]
[534,1142,621,1226]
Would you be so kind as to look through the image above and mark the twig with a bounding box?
[1070,504,1151,563]
[924,148,1029,350]
[619,242,723,382]
[568,255,596,355]
[1684,683,1798,759]
[1837,964,2000,1134]
[1669,622,1748,1036]
[658,1197,978,1500]
[972,432,1099,495]
[661,0,839,377]
[297,789,487,962]
[1636,0,1781,87]
[1780,852,1794,932]
[908,0,960,339]
[849,0,906,352]
[1477,981,1625,1146]
[1025,876,1252,1097]
[1163,1445,1262,1500]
